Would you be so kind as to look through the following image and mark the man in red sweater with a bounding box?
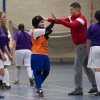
[43,2,97,95]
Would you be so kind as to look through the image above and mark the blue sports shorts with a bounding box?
[31,54,50,71]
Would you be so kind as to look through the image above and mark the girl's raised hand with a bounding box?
[51,12,57,20]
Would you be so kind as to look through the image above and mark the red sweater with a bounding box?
[48,13,87,45]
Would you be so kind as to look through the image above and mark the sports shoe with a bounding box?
[95,92,100,96]
[37,89,44,97]
[29,78,35,86]
[2,83,6,90]
[88,88,98,93]
[0,95,5,99]
[5,85,11,89]
[68,90,83,95]
[14,80,20,85]
[0,80,3,87]
[2,83,11,90]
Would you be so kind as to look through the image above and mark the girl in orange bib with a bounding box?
[30,14,55,97]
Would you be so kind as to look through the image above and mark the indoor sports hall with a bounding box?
[0,0,100,100]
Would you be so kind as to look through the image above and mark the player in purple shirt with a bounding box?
[0,11,13,98]
[11,23,35,86]
[87,10,100,96]
[1,25,12,90]
[0,28,6,60]
[13,28,31,50]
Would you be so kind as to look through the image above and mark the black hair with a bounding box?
[2,25,8,36]
[95,10,100,23]
[32,15,43,28]
[70,2,81,11]
[18,23,26,38]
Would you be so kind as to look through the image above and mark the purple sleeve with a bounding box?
[13,32,18,41]
[0,38,6,53]
[86,24,93,40]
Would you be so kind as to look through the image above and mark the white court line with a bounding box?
[11,83,89,95]
[11,81,90,92]
[2,93,38,100]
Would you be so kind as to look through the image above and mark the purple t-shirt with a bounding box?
[86,23,100,46]
[0,28,6,59]
[13,31,32,50]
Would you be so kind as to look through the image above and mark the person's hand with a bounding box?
[2,55,6,61]
[10,47,14,55]
[10,49,13,56]
[9,45,12,50]
[0,49,6,61]
[8,55,13,62]
[51,12,57,21]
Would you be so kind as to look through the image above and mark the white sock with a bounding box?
[3,68,10,86]
[0,75,3,80]
[15,68,21,81]
[3,75,6,83]
[27,67,33,78]
[95,72,100,92]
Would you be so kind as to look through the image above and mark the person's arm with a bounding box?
[58,18,84,28]
[0,49,6,61]
[45,13,55,35]
[8,30,12,49]
[11,40,16,50]
[4,46,13,61]
[10,32,18,55]
[48,17,69,24]
[32,21,55,40]
[86,39,91,54]
[42,13,69,24]
[43,16,69,24]
[33,29,45,40]
[44,13,84,28]
[44,13,56,39]
[10,40,17,55]
[44,29,53,40]
[86,25,93,54]
[46,20,55,32]
[12,32,19,49]
[44,20,55,40]
[9,37,12,49]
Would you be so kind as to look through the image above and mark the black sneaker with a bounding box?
[37,89,44,97]
[88,88,98,93]
[68,90,83,95]
[29,78,35,86]
[0,80,3,86]
[95,92,100,96]
[14,80,20,85]
[2,83,6,90]
[0,95,5,99]
[4,85,11,89]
